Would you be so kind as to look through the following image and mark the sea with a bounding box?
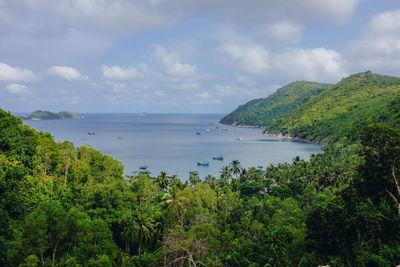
[22,113,322,180]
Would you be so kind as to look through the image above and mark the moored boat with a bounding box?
[212,156,223,160]
[88,131,96,135]
[197,161,209,166]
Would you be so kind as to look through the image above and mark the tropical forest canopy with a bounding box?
[222,71,400,144]
[1,72,400,266]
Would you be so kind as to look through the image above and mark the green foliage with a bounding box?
[268,72,400,143]
[220,81,330,126]
[223,72,400,145]
[1,104,400,266]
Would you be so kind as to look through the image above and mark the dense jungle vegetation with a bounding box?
[222,72,400,144]
[1,69,400,266]
[220,81,330,127]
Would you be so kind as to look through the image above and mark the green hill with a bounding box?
[267,71,400,143]
[220,81,330,126]
[26,110,83,120]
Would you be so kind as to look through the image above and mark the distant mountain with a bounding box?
[222,71,400,144]
[25,110,84,120]
[220,81,330,126]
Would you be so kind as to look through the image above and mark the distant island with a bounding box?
[23,110,84,120]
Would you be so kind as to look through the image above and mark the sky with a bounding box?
[1,0,400,113]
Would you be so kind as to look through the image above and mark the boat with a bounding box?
[88,131,96,135]
[197,161,209,166]
[212,156,224,160]
[117,136,123,140]
[196,132,201,135]
[189,170,199,175]
[139,166,148,170]
[236,137,244,141]
[206,129,211,132]
[139,112,148,116]
[257,166,263,169]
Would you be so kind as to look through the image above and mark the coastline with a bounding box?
[261,130,326,151]
[220,121,326,151]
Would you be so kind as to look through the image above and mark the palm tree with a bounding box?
[135,208,158,256]
[220,165,232,183]
[168,174,185,191]
[230,160,242,178]
[188,171,200,186]
[157,171,169,191]
[204,174,216,189]
[162,191,188,226]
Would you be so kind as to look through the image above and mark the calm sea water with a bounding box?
[23,113,322,179]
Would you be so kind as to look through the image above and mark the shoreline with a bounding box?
[261,130,326,151]
[220,122,326,151]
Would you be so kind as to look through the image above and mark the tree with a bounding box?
[156,171,169,191]
[22,201,70,266]
[230,160,242,178]
[188,171,200,186]
[58,141,75,188]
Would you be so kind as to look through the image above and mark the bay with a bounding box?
[23,113,322,179]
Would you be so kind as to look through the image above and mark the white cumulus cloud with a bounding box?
[274,48,348,82]
[219,35,347,83]
[102,65,142,80]
[153,44,197,77]
[0,62,38,82]
[5,83,29,95]
[48,66,89,81]
[350,9,400,74]
[219,42,270,75]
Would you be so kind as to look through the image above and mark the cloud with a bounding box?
[153,44,196,77]
[102,65,142,80]
[0,62,38,82]
[219,35,347,83]
[5,83,29,95]
[219,42,270,75]
[48,66,89,81]
[153,90,165,97]
[214,84,270,99]
[253,22,303,44]
[274,48,347,82]
[349,9,400,74]
[194,92,211,100]
[3,0,359,37]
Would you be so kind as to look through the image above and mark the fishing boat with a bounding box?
[88,131,96,135]
[139,166,148,170]
[257,166,263,169]
[236,137,244,141]
[197,161,209,166]
[196,132,201,135]
[212,156,224,160]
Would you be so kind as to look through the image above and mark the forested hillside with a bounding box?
[268,72,400,143]
[222,72,400,144]
[220,81,330,126]
[1,105,400,266]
